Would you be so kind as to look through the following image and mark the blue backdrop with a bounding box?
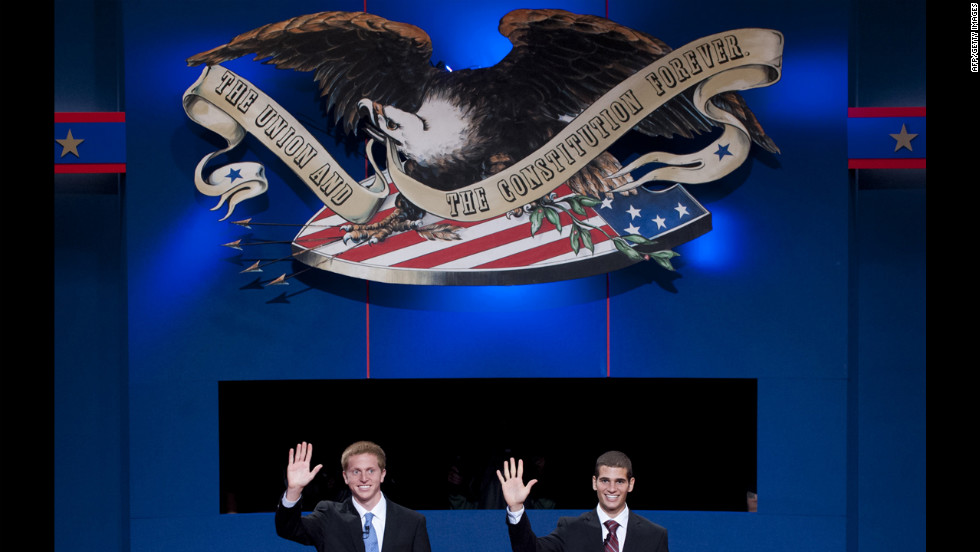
[53,1,926,551]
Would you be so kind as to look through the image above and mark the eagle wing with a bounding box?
[492,9,778,153]
[187,11,442,133]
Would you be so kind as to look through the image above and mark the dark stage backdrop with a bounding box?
[54,1,926,552]
[219,378,757,513]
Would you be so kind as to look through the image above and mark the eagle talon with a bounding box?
[338,200,426,245]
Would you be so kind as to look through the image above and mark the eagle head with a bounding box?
[357,91,477,172]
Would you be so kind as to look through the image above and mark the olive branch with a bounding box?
[528,194,679,271]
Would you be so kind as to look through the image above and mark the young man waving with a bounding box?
[497,451,668,552]
[276,441,431,552]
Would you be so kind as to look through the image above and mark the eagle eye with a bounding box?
[385,119,400,131]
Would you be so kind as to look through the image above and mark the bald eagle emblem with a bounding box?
[183,9,783,286]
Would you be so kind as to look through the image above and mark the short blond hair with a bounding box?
[341,441,386,471]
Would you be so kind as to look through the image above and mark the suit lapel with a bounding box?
[383,500,396,544]
[342,499,367,552]
[620,511,644,552]
[582,510,603,549]
[582,509,600,527]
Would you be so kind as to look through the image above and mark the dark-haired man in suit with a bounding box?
[276,441,431,552]
[497,451,668,552]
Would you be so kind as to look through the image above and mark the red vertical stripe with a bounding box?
[366,280,371,378]
[361,0,370,377]
[606,274,611,377]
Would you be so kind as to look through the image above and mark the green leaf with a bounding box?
[530,209,543,235]
[622,234,654,245]
[568,198,587,216]
[649,250,678,271]
[614,238,641,260]
[577,196,602,207]
[650,250,679,260]
[581,227,594,253]
[653,256,676,271]
[544,207,561,232]
[570,226,580,254]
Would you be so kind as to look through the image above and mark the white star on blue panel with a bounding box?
[597,186,709,240]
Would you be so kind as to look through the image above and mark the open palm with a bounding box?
[286,442,323,491]
[496,457,538,510]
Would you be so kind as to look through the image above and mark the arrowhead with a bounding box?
[222,239,243,250]
[232,218,253,229]
[266,274,288,286]
[240,261,263,273]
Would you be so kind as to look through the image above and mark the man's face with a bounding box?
[342,452,386,508]
[592,465,634,516]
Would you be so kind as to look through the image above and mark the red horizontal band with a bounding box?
[848,158,925,169]
[55,163,127,174]
[847,107,926,118]
[54,112,126,123]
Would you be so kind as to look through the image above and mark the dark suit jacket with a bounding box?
[507,508,668,552]
[276,496,431,552]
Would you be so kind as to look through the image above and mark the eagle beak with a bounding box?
[357,99,397,144]
[357,99,405,147]
[361,124,387,143]
[357,99,385,126]
[357,100,383,141]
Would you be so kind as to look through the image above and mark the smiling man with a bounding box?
[497,451,669,552]
[275,441,431,552]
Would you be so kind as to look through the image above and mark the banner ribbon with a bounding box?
[184,28,782,223]
[182,68,388,222]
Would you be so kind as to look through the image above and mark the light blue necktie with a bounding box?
[363,512,380,552]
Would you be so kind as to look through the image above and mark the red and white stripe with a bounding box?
[293,184,621,274]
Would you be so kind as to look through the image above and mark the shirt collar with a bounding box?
[352,493,387,521]
[596,505,630,528]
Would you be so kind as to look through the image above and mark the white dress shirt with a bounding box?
[597,505,630,549]
[352,495,388,552]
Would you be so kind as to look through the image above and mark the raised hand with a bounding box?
[496,457,538,511]
[285,442,323,502]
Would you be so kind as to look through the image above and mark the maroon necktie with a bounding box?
[604,520,620,552]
